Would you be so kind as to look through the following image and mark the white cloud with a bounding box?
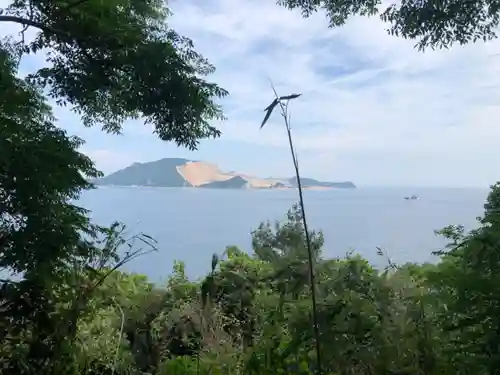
[81,148,142,174]
[167,0,500,186]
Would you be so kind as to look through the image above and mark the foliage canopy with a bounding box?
[0,0,228,149]
[276,0,500,50]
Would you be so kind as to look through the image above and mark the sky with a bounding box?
[3,0,500,187]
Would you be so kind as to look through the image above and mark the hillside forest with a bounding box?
[2,0,500,374]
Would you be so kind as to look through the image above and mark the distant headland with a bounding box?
[93,158,356,190]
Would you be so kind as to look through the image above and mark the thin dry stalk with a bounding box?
[260,82,323,375]
[111,297,125,375]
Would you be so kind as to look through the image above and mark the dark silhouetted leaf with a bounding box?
[260,99,279,129]
[279,93,301,101]
[260,93,301,129]
[211,253,219,273]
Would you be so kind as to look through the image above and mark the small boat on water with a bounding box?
[404,195,419,200]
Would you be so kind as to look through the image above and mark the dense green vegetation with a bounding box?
[2,0,500,374]
[4,190,500,375]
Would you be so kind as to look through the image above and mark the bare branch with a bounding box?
[63,0,93,11]
[19,0,34,43]
[0,15,57,35]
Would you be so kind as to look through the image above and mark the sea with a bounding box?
[78,186,489,282]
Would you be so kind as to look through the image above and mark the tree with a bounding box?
[0,43,101,373]
[252,204,324,300]
[431,183,500,375]
[0,19,156,374]
[276,0,500,50]
[0,0,228,149]
[0,1,228,371]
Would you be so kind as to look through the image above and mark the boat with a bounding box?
[404,195,419,200]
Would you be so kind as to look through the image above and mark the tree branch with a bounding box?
[63,0,92,11]
[0,15,57,35]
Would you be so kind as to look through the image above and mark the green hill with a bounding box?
[96,158,191,187]
[199,176,248,189]
[288,177,356,189]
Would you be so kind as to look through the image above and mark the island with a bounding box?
[93,158,356,190]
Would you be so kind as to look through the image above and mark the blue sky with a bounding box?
[3,0,500,187]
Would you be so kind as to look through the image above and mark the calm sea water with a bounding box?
[78,186,489,281]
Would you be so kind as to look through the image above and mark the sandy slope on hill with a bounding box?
[177,161,232,186]
[177,161,283,188]
[303,186,334,190]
